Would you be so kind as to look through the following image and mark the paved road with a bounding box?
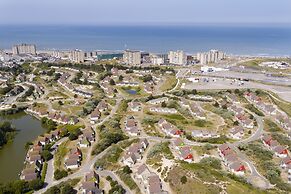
[96,170,132,194]
[183,75,291,103]
[35,97,124,193]
[44,137,68,185]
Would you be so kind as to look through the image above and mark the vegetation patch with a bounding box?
[244,104,264,116]
[147,142,174,168]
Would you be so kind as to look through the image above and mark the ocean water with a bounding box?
[0,25,291,56]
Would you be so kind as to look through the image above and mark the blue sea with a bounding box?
[0,24,291,56]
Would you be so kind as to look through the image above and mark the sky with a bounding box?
[0,0,291,25]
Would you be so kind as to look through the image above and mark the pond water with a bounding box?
[0,112,46,183]
[125,89,137,95]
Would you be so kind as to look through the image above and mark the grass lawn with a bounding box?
[147,142,174,168]
[244,104,264,116]
[159,76,177,91]
[264,119,282,132]
[170,162,269,194]
[54,140,70,170]
[269,94,291,117]
[116,170,140,193]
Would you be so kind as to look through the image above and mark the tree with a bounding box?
[61,184,75,194]
[161,101,167,108]
[213,102,219,107]
[109,79,115,85]
[200,157,221,169]
[68,133,78,141]
[180,176,187,184]
[122,165,132,174]
[54,169,68,180]
[41,150,53,161]
[28,179,44,190]
[233,121,239,126]
[44,186,60,194]
[118,75,123,81]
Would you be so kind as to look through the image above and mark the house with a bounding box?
[81,181,103,194]
[123,153,137,167]
[191,130,203,138]
[85,171,100,183]
[188,95,214,102]
[51,130,61,140]
[280,156,291,169]
[224,152,239,165]
[97,101,108,112]
[228,94,240,104]
[263,104,277,115]
[90,109,101,124]
[179,98,189,108]
[173,138,184,149]
[229,161,246,176]
[147,173,163,194]
[269,140,279,150]
[78,137,91,148]
[149,107,177,114]
[31,144,43,153]
[240,117,254,129]
[189,103,206,120]
[83,129,96,143]
[21,171,38,181]
[147,97,168,105]
[70,147,82,158]
[65,158,80,169]
[218,144,231,157]
[38,136,49,146]
[158,119,182,137]
[229,126,244,139]
[125,117,137,130]
[140,138,149,149]
[261,134,273,147]
[21,168,38,181]
[229,105,244,115]
[129,101,142,112]
[136,164,150,178]
[28,154,42,164]
[179,146,193,163]
[144,83,154,94]
[273,145,288,158]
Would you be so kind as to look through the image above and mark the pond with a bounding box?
[125,89,137,95]
[0,112,46,183]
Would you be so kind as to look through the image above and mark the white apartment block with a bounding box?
[149,54,164,65]
[12,44,36,55]
[168,50,187,65]
[123,50,141,65]
[197,50,225,65]
[69,49,85,63]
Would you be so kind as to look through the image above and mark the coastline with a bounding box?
[1,25,291,56]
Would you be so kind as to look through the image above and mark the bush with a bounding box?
[41,150,53,161]
[180,176,187,184]
[54,169,68,180]
[200,157,222,169]
[122,166,132,174]
[28,179,44,191]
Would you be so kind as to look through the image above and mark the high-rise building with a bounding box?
[69,49,85,63]
[168,50,187,65]
[12,44,36,55]
[149,54,164,65]
[196,50,225,64]
[123,50,141,65]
